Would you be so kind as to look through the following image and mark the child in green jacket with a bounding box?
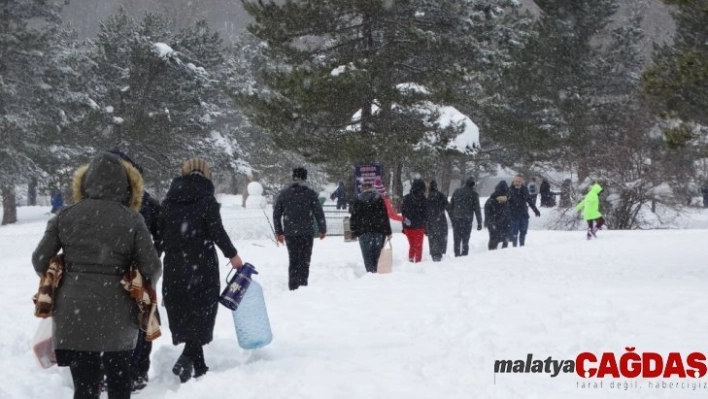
[575,183,605,239]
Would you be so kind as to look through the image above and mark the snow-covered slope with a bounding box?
[1,199,706,398]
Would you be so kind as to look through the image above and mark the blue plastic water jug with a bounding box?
[219,263,257,311]
[232,279,273,350]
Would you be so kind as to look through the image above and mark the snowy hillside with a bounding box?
[1,196,707,398]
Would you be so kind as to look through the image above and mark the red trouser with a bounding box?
[587,217,605,230]
[404,228,425,263]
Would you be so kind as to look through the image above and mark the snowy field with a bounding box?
[1,196,707,398]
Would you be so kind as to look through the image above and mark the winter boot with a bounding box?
[591,227,598,238]
[131,373,148,392]
[172,355,194,383]
[586,229,593,240]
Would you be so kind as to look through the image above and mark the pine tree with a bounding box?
[489,0,620,181]
[242,0,517,198]
[0,0,66,224]
[77,11,237,191]
[643,0,708,145]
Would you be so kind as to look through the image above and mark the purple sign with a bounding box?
[355,164,385,196]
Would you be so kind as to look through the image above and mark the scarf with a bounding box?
[120,266,162,342]
[33,255,65,318]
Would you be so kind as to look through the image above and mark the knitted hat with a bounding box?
[292,167,308,181]
[181,158,211,179]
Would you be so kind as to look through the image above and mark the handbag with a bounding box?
[32,318,56,369]
[32,254,64,319]
[377,238,393,274]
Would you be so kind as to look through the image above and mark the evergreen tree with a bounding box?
[643,0,708,146]
[241,0,509,197]
[489,0,619,181]
[0,0,66,224]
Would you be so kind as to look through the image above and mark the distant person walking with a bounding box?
[575,182,605,240]
[50,190,64,214]
[350,182,392,273]
[426,180,450,262]
[527,177,538,206]
[331,181,348,210]
[702,183,708,208]
[401,179,427,263]
[540,179,556,207]
[448,177,482,257]
[508,175,541,247]
[484,181,512,250]
[273,168,327,290]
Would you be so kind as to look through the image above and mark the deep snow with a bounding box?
[1,197,707,398]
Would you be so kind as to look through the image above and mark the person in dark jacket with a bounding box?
[702,183,708,208]
[157,158,243,383]
[484,181,512,250]
[508,175,541,247]
[32,152,162,399]
[50,190,64,214]
[401,179,427,263]
[350,182,392,272]
[527,177,538,206]
[331,180,348,210]
[107,149,162,391]
[540,178,556,207]
[426,180,449,262]
[273,168,327,290]
[448,177,482,257]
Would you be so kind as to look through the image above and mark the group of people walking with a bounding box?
[32,151,244,398]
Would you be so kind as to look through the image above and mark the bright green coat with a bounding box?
[575,183,603,220]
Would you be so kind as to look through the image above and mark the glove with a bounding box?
[534,210,541,217]
[477,224,482,231]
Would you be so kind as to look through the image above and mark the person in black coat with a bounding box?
[426,180,449,262]
[702,183,708,208]
[484,181,512,250]
[448,177,483,257]
[273,168,327,290]
[508,175,541,247]
[401,179,427,263]
[350,182,392,272]
[108,149,162,391]
[157,158,243,383]
[540,178,556,207]
[331,180,348,210]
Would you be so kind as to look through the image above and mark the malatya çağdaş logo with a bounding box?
[494,348,708,379]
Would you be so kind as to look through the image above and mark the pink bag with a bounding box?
[32,318,56,369]
[377,238,393,274]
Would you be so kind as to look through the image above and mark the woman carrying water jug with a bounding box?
[157,158,243,383]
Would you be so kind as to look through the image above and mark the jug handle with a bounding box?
[224,262,237,283]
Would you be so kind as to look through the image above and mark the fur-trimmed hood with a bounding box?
[72,152,144,211]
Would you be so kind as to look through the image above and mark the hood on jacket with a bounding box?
[429,180,439,192]
[72,152,144,211]
[494,180,509,196]
[359,188,381,203]
[165,174,215,203]
[589,183,603,195]
[411,179,426,195]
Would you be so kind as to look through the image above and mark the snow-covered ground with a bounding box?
[1,197,707,398]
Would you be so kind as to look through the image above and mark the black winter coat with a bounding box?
[426,189,449,237]
[484,182,512,239]
[157,174,237,345]
[273,182,327,237]
[350,189,392,237]
[508,184,540,220]
[449,178,482,224]
[141,191,161,248]
[402,180,427,229]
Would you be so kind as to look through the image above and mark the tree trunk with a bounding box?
[2,185,18,225]
[28,177,37,206]
[440,153,454,195]
[392,162,404,212]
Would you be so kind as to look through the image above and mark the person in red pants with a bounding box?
[401,179,428,262]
